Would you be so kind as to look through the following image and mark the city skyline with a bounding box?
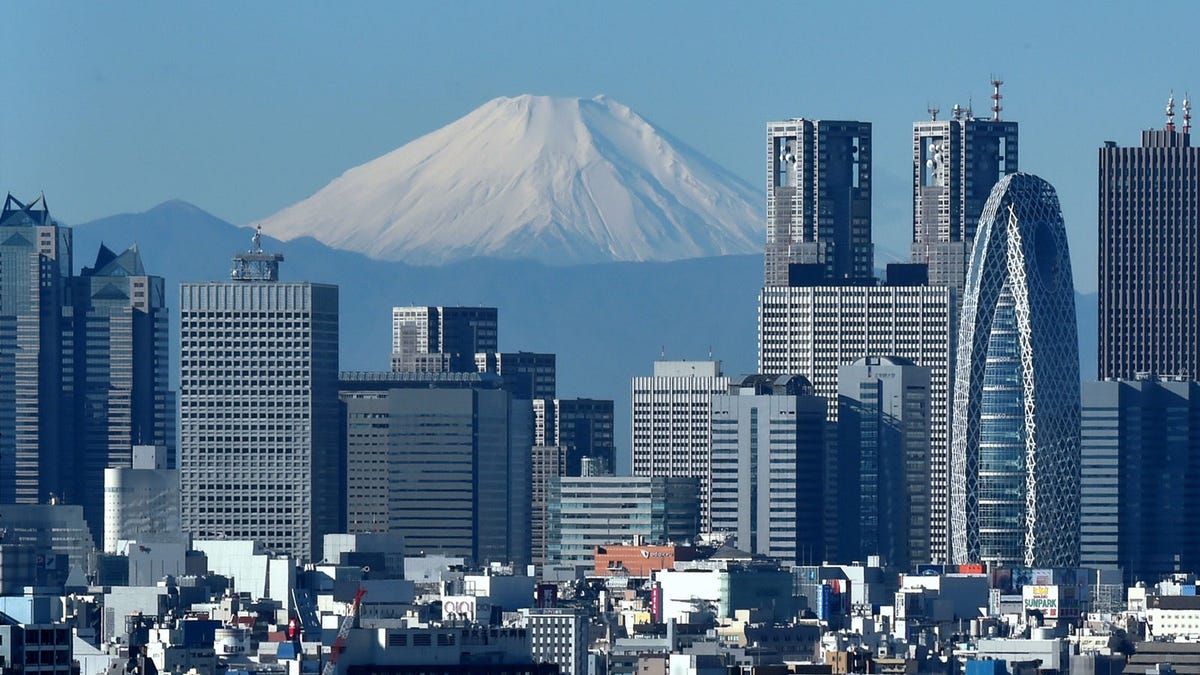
[3,3,1199,293]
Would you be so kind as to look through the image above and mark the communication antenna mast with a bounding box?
[928,104,940,121]
[1167,90,1177,132]
[952,103,962,121]
[990,76,1004,121]
[1184,93,1192,134]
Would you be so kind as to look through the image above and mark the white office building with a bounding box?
[179,231,339,562]
[758,284,954,561]
[631,361,730,531]
[102,445,181,553]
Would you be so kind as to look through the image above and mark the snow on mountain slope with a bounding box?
[256,95,764,265]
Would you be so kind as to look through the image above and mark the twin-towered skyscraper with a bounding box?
[758,88,1082,568]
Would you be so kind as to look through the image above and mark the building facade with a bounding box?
[911,106,1018,299]
[72,244,173,544]
[0,195,73,508]
[837,356,933,568]
[765,119,873,285]
[709,375,825,565]
[391,306,498,373]
[758,284,954,561]
[179,232,340,562]
[950,173,1080,567]
[545,476,699,574]
[1081,379,1200,583]
[339,372,532,569]
[1098,106,1200,380]
[631,361,730,532]
[533,398,616,476]
[102,445,181,553]
[476,351,556,400]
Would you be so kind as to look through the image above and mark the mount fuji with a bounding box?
[256,94,764,265]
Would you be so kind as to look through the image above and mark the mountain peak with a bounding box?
[256,95,764,265]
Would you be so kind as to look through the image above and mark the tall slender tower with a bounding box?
[71,243,172,542]
[765,119,872,285]
[0,194,73,507]
[179,229,340,561]
[911,89,1018,300]
[1098,93,1200,380]
[950,173,1080,567]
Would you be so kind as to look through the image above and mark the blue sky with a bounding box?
[1,2,1192,292]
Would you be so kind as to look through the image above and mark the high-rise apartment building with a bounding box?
[179,231,340,562]
[339,371,532,569]
[758,283,954,561]
[765,119,872,285]
[531,444,567,568]
[71,244,172,543]
[911,97,1018,299]
[631,361,730,531]
[950,174,1079,567]
[837,357,933,568]
[1081,379,1200,583]
[476,351,556,400]
[0,195,73,507]
[391,306,498,372]
[533,398,615,476]
[709,375,825,565]
[1099,98,1200,380]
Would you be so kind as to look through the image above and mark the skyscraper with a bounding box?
[709,374,825,564]
[533,398,615,476]
[1098,96,1200,380]
[950,173,1080,567]
[765,119,872,285]
[179,230,340,562]
[758,282,954,561]
[911,93,1018,299]
[338,371,532,569]
[837,357,932,568]
[71,244,172,542]
[476,351,556,400]
[0,195,72,507]
[391,306,498,372]
[1081,378,1200,583]
[631,361,729,532]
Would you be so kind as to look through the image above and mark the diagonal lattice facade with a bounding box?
[950,173,1080,567]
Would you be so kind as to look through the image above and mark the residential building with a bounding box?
[476,351,556,400]
[709,374,825,564]
[1099,96,1200,380]
[950,173,1080,567]
[102,445,181,553]
[911,95,1019,300]
[545,476,699,574]
[391,306,498,373]
[179,229,340,562]
[631,361,729,531]
[765,119,873,285]
[1081,378,1200,583]
[758,282,954,561]
[339,371,532,569]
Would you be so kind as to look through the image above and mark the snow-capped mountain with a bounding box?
[256,95,764,265]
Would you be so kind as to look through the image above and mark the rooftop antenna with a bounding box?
[966,96,975,121]
[1184,93,1192,134]
[1166,90,1177,132]
[927,104,940,121]
[990,76,1004,121]
[952,103,962,121]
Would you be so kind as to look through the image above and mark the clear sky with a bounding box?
[1,2,1193,292]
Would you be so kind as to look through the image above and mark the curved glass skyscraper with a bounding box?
[950,173,1080,567]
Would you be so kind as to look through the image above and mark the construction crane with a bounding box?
[321,587,367,675]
